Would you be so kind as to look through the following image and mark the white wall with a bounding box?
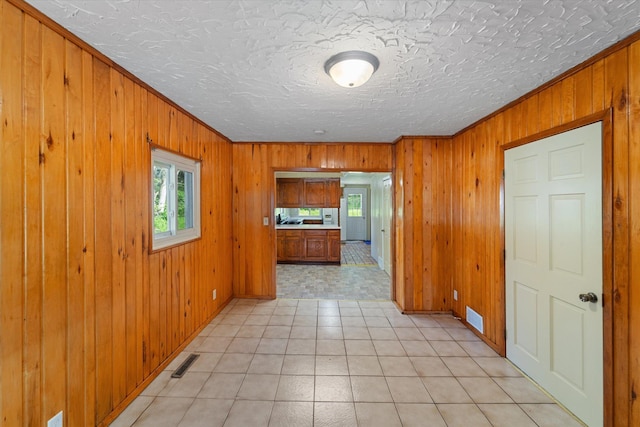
[368,174,390,270]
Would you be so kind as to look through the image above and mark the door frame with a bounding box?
[500,109,613,426]
[272,169,395,303]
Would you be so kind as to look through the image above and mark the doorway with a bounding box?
[344,186,369,241]
[504,122,603,426]
[274,171,391,300]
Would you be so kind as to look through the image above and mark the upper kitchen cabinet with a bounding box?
[277,178,304,207]
[325,179,341,207]
[276,178,341,208]
[304,179,328,207]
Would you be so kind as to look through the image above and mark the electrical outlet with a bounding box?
[263,216,269,226]
[453,290,458,301]
[48,411,63,427]
[213,289,217,300]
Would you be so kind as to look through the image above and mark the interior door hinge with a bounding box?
[504,328,507,340]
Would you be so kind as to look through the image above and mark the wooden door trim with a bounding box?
[500,109,614,427]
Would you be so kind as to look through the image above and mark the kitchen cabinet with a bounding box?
[325,179,341,207]
[277,228,340,264]
[277,230,302,261]
[328,230,341,262]
[303,230,329,261]
[304,178,341,207]
[277,178,303,207]
[276,178,341,208]
[303,179,327,207]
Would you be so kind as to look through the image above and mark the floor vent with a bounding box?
[171,353,200,378]
[466,306,484,334]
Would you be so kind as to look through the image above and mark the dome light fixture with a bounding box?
[324,51,379,88]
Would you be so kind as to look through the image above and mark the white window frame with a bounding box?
[151,147,201,250]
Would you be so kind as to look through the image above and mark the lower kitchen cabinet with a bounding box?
[328,230,341,262]
[303,230,328,261]
[277,230,302,261]
[277,228,340,264]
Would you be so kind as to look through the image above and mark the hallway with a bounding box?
[111,298,584,426]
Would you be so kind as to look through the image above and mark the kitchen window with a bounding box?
[298,208,321,217]
[151,147,201,250]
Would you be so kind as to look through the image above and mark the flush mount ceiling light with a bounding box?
[324,51,379,88]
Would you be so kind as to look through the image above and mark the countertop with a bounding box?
[276,224,341,230]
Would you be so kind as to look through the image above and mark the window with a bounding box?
[298,208,322,217]
[151,147,201,250]
[347,194,363,217]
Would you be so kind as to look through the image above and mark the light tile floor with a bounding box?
[278,241,389,300]
[341,241,377,266]
[111,298,585,427]
[277,264,390,300]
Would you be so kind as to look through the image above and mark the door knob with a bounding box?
[578,292,598,303]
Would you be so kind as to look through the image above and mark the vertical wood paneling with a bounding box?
[123,76,138,394]
[451,134,463,316]
[628,40,640,425]
[41,25,68,423]
[524,95,539,136]
[93,57,113,422]
[491,114,505,351]
[147,94,161,372]
[592,59,606,112]
[22,12,43,427]
[137,86,149,384]
[0,2,235,425]
[388,137,453,313]
[81,49,97,427]
[538,87,553,130]
[65,39,85,427]
[394,139,406,310]
[551,82,564,127]
[110,67,128,406]
[404,139,417,310]
[561,74,576,123]
[575,67,593,117]
[605,48,630,427]
[1,3,24,426]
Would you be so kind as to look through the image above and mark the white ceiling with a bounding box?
[27,1,640,143]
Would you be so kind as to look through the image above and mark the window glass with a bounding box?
[151,148,201,250]
[153,162,171,234]
[347,194,363,217]
[177,169,193,230]
[298,208,321,217]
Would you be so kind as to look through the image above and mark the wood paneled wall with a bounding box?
[393,137,453,312]
[3,0,640,425]
[0,1,234,425]
[231,143,393,299]
[446,35,640,426]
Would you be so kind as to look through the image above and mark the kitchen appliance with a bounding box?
[323,213,333,225]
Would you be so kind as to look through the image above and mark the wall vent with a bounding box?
[171,353,200,378]
[466,306,484,334]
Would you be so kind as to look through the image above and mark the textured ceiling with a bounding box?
[26,0,640,142]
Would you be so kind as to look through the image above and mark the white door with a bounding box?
[345,187,367,241]
[505,122,603,427]
[382,178,392,275]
